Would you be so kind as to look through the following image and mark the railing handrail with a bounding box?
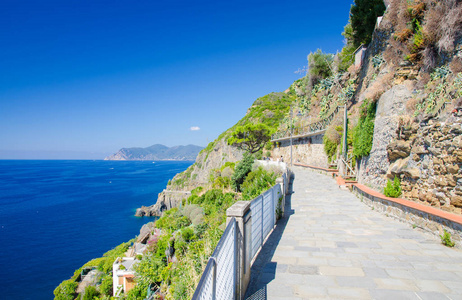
[192,182,284,300]
[192,218,236,300]
[271,105,341,141]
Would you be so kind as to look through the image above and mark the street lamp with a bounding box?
[290,106,293,167]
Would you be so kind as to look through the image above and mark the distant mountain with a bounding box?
[104,144,203,161]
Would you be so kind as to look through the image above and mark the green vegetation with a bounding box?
[82,286,100,300]
[231,152,255,192]
[440,230,455,247]
[227,123,273,154]
[352,100,376,159]
[350,0,386,47]
[307,49,334,87]
[384,176,402,198]
[170,164,195,188]
[323,135,338,163]
[200,92,293,161]
[338,22,356,71]
[241,166,277,200]
[53,241,133,300]
[53,280,78,300]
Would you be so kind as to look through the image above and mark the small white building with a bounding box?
[113,257,138,297]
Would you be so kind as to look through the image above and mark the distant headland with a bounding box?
[104,144,203,161]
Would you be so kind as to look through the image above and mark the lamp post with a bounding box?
[290,106,293,167]
[341,104,348,177]
[342,105,348,161]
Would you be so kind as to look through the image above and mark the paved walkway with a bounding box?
[245,166,462,300]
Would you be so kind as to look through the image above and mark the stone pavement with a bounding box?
[245,166,462,300]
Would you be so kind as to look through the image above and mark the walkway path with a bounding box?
[245,166,462,300]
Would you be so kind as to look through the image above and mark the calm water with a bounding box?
[0,160,192,300]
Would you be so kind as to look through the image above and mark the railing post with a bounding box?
[276,177,285,215]
[210,257,217,300]
[226,201,251,300]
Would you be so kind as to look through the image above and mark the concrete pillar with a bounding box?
[226,201,251,300]
[276,177,285,215]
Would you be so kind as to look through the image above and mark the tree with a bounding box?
[307,49,334,87]
[231,152,254,192]
[350,0,386,47]
[227,123,273,154]
[338,22,357,71]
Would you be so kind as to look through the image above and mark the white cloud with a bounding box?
[190,126,200,131]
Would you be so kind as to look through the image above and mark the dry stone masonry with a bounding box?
[386,110,462,214]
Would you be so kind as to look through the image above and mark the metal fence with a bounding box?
[192,183,283,300]
[192,218,237,300]
[271,105,341,141]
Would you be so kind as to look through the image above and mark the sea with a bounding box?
[0,159,193,300]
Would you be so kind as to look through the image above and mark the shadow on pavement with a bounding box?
[245,174,295,300]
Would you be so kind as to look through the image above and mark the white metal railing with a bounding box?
[192,218,237,300]
[192,183,284,300]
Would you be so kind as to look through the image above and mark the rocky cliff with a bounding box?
[269,0,462,216]
[136,92,294,216]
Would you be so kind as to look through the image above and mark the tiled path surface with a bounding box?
[245,166,462,300]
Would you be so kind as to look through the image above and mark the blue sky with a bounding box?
[0,0,353,159]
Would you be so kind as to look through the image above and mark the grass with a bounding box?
[440,230,455,247]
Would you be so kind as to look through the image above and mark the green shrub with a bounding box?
[231,153,254,192]
[53,280,78,300]
[350,0,386,47]
[352,100,376,158]
[99,275,113,296]
[82,286,99,300]
[440,230,455,247]
[384,176,402,198]
[241,167,276,200]
[323,135,338,163]
[307,49,334,87]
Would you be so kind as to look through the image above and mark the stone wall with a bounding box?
[386,111,462,215]
[272,133,328,167]
[356,83,412,189]
[353,186,462,248]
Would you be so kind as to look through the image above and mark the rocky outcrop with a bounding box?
[137,222,155,243]
[189,139,244,185]
[135,190,191,217]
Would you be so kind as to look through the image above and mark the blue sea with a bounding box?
[0,160,193,300]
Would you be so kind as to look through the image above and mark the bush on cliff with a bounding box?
[231,152,255,192]
[307,49,334,88]
[241,167,277,200]
[384,176,402,198]
[352,100,376,159]
[53,280,78,300]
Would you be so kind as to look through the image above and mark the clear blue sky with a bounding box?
[0,0,353,159]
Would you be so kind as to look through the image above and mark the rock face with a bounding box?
[105,144,203,161]
[136,139,244,216]
[135,190,191,217]
[357,84,412,189]
[359,107,462,214]
[396,111,462,214]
